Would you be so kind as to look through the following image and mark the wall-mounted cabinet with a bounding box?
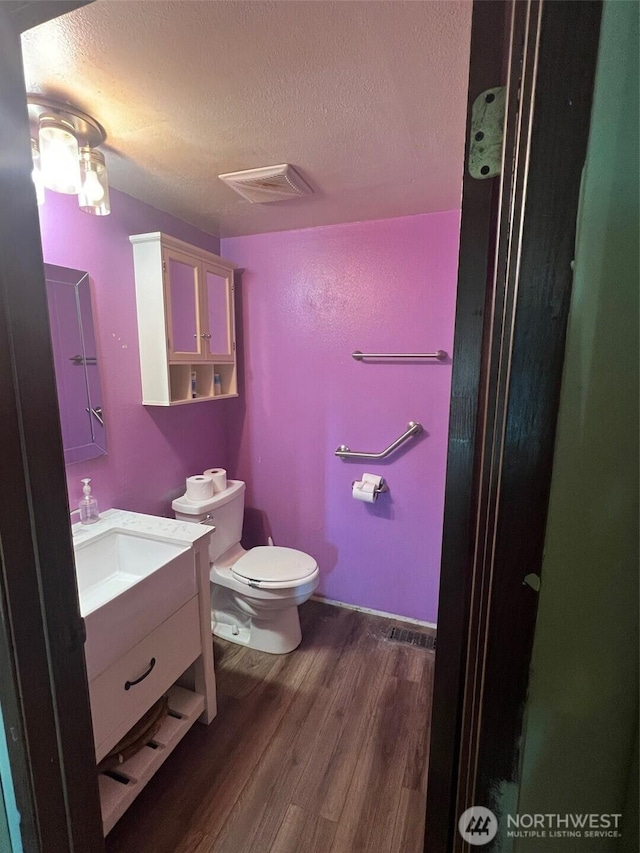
[130,232,237,405]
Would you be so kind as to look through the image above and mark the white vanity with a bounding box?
[72,509,216,835]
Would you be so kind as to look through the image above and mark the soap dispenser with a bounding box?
[79,478,99,524]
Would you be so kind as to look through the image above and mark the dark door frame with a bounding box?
[425,1,603,850]
[0,2,104,851]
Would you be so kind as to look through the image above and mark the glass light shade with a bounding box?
[31,140,45,206]
[38,116,81,194]
[78,147,110,216]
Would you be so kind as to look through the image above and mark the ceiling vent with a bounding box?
[218,164,313,204]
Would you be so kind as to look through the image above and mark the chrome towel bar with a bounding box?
[335,421,423,460]
[352,350,447,361]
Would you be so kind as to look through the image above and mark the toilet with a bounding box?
[172,480,319,654]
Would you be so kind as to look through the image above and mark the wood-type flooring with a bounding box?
[106,599,435,853]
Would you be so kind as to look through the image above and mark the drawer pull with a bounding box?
[124,658,156,691]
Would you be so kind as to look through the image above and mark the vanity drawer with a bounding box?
[90,596,201,762]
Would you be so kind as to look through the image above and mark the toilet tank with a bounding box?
[172,480,245,563]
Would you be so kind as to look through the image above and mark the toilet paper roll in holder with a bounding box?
[352,478,388,496]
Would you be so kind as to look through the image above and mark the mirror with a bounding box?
[44,263,106,464]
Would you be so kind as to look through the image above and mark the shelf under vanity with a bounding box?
[98,685,204,834]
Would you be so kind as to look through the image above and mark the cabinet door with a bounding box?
[202,261,235,361]
[163,248,204,361]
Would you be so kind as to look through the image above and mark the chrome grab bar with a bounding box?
[335,421,423,460]
[70,354,97,365]
[352,350,447,361]
[86,406,104,426]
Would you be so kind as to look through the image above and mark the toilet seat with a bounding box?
[231,546,317,588]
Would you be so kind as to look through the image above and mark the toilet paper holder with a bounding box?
[352,478,388,496]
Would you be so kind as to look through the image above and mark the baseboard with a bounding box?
[311,595,437,631]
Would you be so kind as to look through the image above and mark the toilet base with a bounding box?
[211,591,303,654]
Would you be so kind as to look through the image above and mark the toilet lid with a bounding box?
[232,546,317,584]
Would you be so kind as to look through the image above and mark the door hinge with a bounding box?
[468,86,506,179]
[522,573,541,593]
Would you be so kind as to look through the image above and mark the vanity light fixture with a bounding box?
[30,139,45,206]
[27,94,111,216]
[78,147,110,216]
[38,113,81,193]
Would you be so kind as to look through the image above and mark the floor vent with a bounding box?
[103,770,130,785]
[387,626,436,650]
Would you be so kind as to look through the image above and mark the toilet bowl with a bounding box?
[172,480,319,654]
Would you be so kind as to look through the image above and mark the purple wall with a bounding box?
[222,211,460,623]
[38,188,227,516]
[40,189,459,622]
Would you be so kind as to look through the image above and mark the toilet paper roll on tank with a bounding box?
[352,473,385,503]
[184,468,228,501]
[204,468,227,493]
[185,474,215,501]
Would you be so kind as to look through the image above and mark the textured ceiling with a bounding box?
[21,0,472,238]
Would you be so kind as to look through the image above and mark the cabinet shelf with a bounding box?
[167,361,237,404]
[130,232,238,406]
[161,394,238,406]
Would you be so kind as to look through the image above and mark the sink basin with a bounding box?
[74,527,195,680]
[75,531,188,610]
